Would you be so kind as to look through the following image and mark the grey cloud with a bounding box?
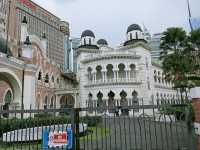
[32,0,200,46]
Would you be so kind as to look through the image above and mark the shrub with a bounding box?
[0,114,102,137]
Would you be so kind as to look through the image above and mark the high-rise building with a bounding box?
[143,25,151,42]
[0,0,70,67]
[149,33,163,60]
[190,18,200,30]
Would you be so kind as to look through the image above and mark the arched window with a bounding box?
[38,71,42,80]
[136,32,138,39]
[57,78,60,84]
[132,90,139,112]
[120,90,128,106]
[97,91,104,113]
[87,67,92,81]
[51,76,54,83]
[89,38,91,45]
[108,91,115,113]
[132,90,138,103]
[106,64,114,80]
[44,96,48,109]
[45,74,49,83]
[84,38,86,45]
[4,90,12,105]
[118,63,126,79]
[50,96,54,108]
[3,90,12,118]
[130,64,136,78]
[96,66,102,81]
[88,93,93,113]
[130,33,133,40]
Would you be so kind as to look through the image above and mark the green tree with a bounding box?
[160,27,193,100]
[189,28,200,76]
[190,28,200,49]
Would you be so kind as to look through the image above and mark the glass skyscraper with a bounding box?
[191,18,200,30]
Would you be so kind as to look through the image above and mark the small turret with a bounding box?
[124,24,147,46]
[79,30,99,49]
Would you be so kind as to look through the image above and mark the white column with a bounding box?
[104,72,107,82]
[125,70,128,81]
[128,70,131,80]
[70,41,74,72]
[94,72,97,83]
[116,70,119,81]
[114,70,117,82]
[102,71,105,82]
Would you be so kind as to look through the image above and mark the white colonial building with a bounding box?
[76,24,178,111]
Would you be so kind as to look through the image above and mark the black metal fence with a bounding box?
[0,99,197,150]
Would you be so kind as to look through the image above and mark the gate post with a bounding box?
[72,108,80,150]
[190,87,200,150]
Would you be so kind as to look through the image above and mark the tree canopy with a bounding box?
[160,28,200,89]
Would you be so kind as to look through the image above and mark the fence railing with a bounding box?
[0,100,197,150]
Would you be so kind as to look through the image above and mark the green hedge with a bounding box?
[0,114,102,136]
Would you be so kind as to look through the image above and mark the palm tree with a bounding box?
[160,27,191,100]
[160,27,187,57]
[187,28,200,83]
[190,28,200,49]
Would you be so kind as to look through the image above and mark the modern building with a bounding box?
[149,33,163,60]
[76,24,177,114]
[143,25,151,42]
[0,0,69,67]
[190,18,200,30]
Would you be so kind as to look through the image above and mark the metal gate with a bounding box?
[0,99,197,150]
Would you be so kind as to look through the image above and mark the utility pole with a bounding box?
[5,0,11,56]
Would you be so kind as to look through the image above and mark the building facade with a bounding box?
[76,24,177,114]
[0,3,77,114]
[0,0,69,68]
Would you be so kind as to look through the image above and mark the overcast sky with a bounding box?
[32,0,200,46]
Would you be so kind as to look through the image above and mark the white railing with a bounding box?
[88,78,142,85]
[154,82,173,89]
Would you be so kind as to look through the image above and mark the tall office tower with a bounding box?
[143,25,151,42]
[1,0,70,67]
[149,33,163,60]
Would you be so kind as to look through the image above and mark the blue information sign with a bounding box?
[42,128,73,149]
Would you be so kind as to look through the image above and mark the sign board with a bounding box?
[42,129,73,149]
[18,0,36,11]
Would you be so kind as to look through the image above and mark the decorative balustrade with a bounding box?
[87,77,142,86]
[154,82,173,89]
[85,98,141,108]
[0,52,24,67]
